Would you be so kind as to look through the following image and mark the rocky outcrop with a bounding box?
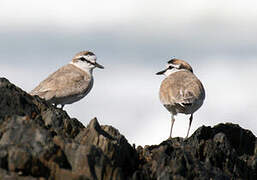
[0,78,138,180]
[0,77,256,180]
[135,124,257,180]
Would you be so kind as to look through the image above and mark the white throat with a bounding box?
[70,61,93,74]
[164,68,184,77]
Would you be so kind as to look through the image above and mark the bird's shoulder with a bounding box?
[30,64,91,95]
[161,70,192,89]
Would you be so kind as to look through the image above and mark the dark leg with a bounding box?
[169,114,175,138]
[186,114,193,138]
[61,104,65,109]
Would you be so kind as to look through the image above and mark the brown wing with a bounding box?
[160,71,205,106]
[30,64,91,101]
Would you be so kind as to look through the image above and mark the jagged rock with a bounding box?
[0,78,138,179]
[75,118,138,176]
[134,124,257,180]
[0,77,256,180]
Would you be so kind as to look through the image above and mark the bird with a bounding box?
[156,58,205,138]
[30,51,104,109]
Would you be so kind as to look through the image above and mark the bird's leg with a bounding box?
[169,114,175,138]
[61,104,65,109]
[186,114,193,138]
[54,103,57,108]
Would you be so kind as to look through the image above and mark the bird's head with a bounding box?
[156,57,193,76]
[72,51,104,71]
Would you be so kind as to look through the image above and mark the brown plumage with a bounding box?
[157,58,205,138]
[30,51,104,109]
[30,64,93,105]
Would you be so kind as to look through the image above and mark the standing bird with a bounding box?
[156,58,205,138]
[30,51,104,109]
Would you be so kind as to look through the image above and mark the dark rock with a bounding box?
[0,77,256,180]
[0,78,138,179]
[135,125,257,180]
[75,118,138,177]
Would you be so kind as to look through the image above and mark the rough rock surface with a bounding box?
[135,124,257,180]
[0,77,256,180]
[0,78,137,180]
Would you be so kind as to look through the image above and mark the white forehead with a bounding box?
[85,54,97,62]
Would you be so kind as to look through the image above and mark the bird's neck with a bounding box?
[69,61,93,75]
[165,68,187,77]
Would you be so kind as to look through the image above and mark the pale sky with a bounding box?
[1,0,257,27]
[1,0,257,146]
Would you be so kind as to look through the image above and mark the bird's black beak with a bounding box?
[156,68,167,75]
[94,62,104,69]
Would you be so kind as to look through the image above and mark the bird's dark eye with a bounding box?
[80,57,94,65]
[80,57,86,61]
[168,66,173,69]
